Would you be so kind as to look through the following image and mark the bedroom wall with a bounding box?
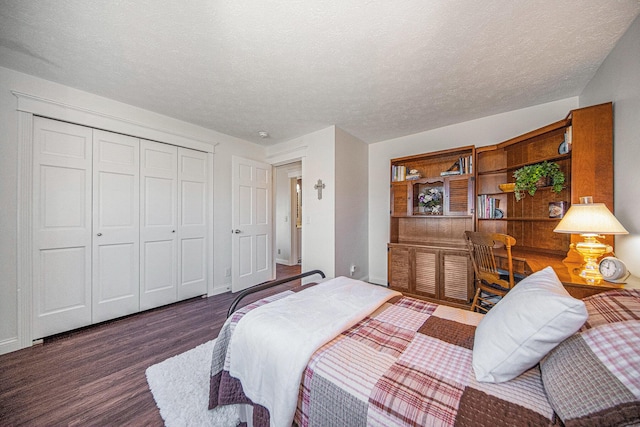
[0,65,265,354]
[267,127,337,278]
[578,14,640,276]
[367,98,579,285]
[335,127,368,280]
[266,126,369,281]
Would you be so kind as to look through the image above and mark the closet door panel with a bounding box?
[140,140,178,310]
[92,130,140,323]
[33,117,92,338]
[177,148,208,299]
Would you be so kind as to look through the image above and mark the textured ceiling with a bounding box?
[0,1,638,145]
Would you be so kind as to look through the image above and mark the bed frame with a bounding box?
[227,269,326,318]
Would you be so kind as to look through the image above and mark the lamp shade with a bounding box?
[553,203,628,235]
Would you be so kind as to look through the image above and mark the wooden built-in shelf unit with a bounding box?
[389,146,475,308]
[476,102,613,257]
[388,102,614,307]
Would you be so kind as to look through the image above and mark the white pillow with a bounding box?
[472,266,587,383]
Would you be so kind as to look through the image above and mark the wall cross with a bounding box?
[314,179,325,200]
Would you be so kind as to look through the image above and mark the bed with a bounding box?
[209,269,640,427]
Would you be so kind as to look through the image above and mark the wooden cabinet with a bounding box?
[388,146,475,307]
[388,243,473,308]
[475,102,613,256]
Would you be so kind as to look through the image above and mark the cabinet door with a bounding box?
[140,140,178,310]
[92,130,140,322]
[177,148,208,300]
[440,249,473,304]
[390,182,410,217]
[413,247,438,299]
[445,175,473,216]
[32,117,93,338]
[388,246,410,292]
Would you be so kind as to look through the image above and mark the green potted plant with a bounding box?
[513,161,565,201]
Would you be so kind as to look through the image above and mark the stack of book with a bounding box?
[391,165,406,182]
[477,195,500,219]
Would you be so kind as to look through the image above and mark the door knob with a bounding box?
[97,233,102,236]
[233,229,241,234]
[172,230,176,233]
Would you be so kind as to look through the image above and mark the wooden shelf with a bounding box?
[478,217,561,222]
[477,153,571,175]
[410,214,474,219]
[505,153,571,172]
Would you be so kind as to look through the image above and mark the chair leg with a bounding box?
[470,286,482,312]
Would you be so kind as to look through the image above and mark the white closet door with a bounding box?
[32,117,93,338]
[177,148,208,300]
[92,130,140,322]
[140,140,178,310]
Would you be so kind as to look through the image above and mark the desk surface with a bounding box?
[496,248,639,298]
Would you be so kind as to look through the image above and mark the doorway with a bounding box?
[274,162,302,267]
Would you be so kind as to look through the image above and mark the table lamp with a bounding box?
[553,196,628,283]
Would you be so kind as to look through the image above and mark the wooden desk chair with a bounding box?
[464,231,522,313]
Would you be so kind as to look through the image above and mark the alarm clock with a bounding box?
[598,256,630,283]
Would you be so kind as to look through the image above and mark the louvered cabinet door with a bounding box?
[413,247,438,299]
[444,175,474,216]
[441,249,474,304]
[388,245,410,292]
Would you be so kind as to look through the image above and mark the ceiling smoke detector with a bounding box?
[258,131,269,139]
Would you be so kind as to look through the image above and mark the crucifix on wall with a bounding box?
[314,179,325,200]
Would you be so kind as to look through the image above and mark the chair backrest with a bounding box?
[464,231,517,289]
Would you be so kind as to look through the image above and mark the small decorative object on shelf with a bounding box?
[498,183,515,193]
[549,201,568,218]
[558,140,570,155]
[406,169,421,180]
[417,186,443,215]
[513,161,565,201]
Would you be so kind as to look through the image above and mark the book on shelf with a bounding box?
[477,194,500,219]
[391,165,406,182]
[441,154,474,176]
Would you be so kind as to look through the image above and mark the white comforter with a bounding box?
[227,276,401,427]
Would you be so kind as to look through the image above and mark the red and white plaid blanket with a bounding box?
[210,291,559,426]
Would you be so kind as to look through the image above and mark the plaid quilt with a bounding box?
[210,292,558,427]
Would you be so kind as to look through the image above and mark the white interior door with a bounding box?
[140,140,178,310]
[92,130,140,322]
[177,147,208,299]
[32,117,93,338]
[232,156,273,292]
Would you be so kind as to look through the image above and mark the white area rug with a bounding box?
[146,340,241,427]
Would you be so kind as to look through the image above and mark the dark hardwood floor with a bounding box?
[0,264,303,426]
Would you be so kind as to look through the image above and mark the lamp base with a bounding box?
[573,235,610,284]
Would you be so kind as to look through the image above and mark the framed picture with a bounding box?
[549,201,568,218]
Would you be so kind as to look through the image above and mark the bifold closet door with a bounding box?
[32,117,93,339]
[140,140,178,310]
[92,130,140,323]
[177,148,208,299]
